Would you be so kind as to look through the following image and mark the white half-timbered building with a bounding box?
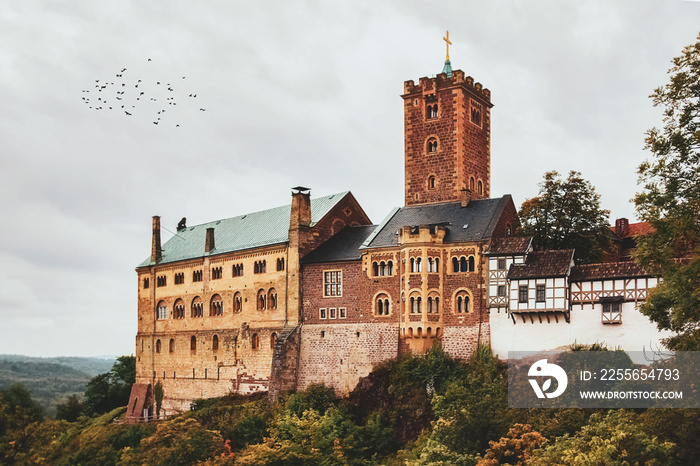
[488,242,670,358]
[485,236,533,313]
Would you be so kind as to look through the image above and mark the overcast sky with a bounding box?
[1,1,698,358]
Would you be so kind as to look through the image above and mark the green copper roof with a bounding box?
[138,191,350,267]
[442,59,452,78]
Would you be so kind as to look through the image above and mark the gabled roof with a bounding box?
[360,196,513,249]
[570,261,652,282]
[508,249,575,280]
[139,191,351,267]
[485,236,533,256]
[302,225,377,264]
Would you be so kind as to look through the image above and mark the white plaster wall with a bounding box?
[489,302,670,359]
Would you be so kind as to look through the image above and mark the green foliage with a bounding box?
[519,170,611,264]
[285,383,338,417]
[153,380,164,419]
[83,355,136,416]
[635,33,700,350]
[423,347,511,458]
[122,417,226,466]
[477,423,547,466]
[55,394,83,422]
[528,410,676,466]
[639,408,700,465]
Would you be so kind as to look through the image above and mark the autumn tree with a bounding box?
[519,170,611,264]
[635,33,700,350]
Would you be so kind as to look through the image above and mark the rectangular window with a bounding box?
[157,275,167,287]
[193,270,202,282]
[329,308,337,319]
[536,284,546,302]
[518,285,528,303]
[143,277,149,289]
[319,308,327,319]
[323,271,342,297]
[157,305,167,320]
[602,302,622,324]
[498,258,506,270]
[174,273,184,285]
[339,307,347,319]
[497,285,506,297]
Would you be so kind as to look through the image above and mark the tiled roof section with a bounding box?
[302,225,377,264]
[628,222,654,237]
[570,261,652,281]
[138,192,351,267]
[508,249,574,279]
[485,236,533,255]
[361,196,512,249]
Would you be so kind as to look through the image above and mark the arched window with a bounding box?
[156,301,167,320]
[470,177,475,192]
[212,335,219,352]
[427,258,434,272]
[387,261,393,275]
[416,257,422,272]
[373,262,379,276]
[453,257,459,273]
[277,258,285,271]
[210,294,223,316]
[469,256,475,272]
[169,338,175,353]
[191,296,203,318]
[257,289,266,310]
[455,291,471,313]
[233,292,243,313]
[434,258,439,272]
[174,299,185,319]
[410,258,416,273]
[428,175,436,189]
[460,257,468,272]
[379,261,386,276]
[376,293,391,316]
[477,180,483,195]
[156,339,161,353]
[190,335,197,351]
[268,288,277,310]
[270,332,277,349]
[251,333,259,350]
[427,137,438,153]
[427,297,433,313]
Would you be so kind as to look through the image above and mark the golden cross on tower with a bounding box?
[443,30,452,61]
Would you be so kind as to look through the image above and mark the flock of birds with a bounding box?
[81,59,205,127]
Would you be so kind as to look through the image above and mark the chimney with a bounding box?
[290,186,311,231]
[151,216,162,263]
[461,189,472,207]
[205,227,215,253]
[615,218,629,237]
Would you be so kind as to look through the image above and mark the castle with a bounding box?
[127,48,668,421]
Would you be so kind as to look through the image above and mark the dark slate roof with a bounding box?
[138,192,351,267]
[302,225,377,264]
[485,236,533,255]
[570,261,652,281]
[360,196,513,249]
[508,249,575,279]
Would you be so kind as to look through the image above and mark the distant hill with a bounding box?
[0,354,116,416]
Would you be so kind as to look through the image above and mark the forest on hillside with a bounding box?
[1,347,698,465]
[0,355,115,416]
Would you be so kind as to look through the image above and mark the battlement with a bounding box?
[403,69,491,103]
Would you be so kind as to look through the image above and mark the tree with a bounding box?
[635,33,700,350]
[55,394,83,422]
[153,381,164,420]
[528,410,675,465]
[519,170,611,264]
[83,355,136,415]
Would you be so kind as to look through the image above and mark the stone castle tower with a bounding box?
[402,63,492,206]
